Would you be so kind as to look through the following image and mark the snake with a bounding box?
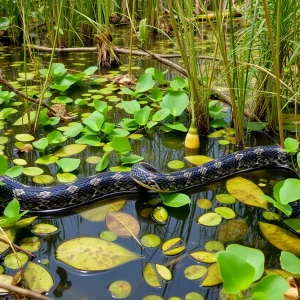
[0,145,297,212]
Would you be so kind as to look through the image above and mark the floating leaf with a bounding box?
[32,223,59,235]
[23,167,44,176]
[185,292,204,300]
[19,237,41,252]
[13,159,27,166]
[184,265,207,280]
[190,251,217,263]
[283,218,300,233]
[0,136,8,145]
[141,234,161,248]
[4,252,28,269]
[57,173,77,183]
[280,251,300,274]
[163,245,186,256]
[55,144,87,157]
[161,237,186,256]
[24,262,54,293]
[218,140,230,145]
[56,237,142,271]
[35,155,58,165]
[143,263,161,288]
[198,212,222,226]
[258,222,300,256]
[202,263,222,287]
[108,280,132,299]
[15,216,38,229]
[167,160,184,170]
[152,206,168,223]
[56,158,80,172]
[106,212,140,238]
[215,194,236,204]
[80,199,126,222]
[99,231,117,242]
[33,175,55,184]
[0,274,13,293]
[226,177,268,210]
[156,264,172,281]
[15,134,35,142]
[197,199,212,209]
[184,155,214,165]
[160,193,191,207]
[214,207,236,219]
[205,241,224,252]
[5,166,23,178]
[217,219,248,243]
[86,156,102,164]
[263,211,280,221]
[13,111,36,126]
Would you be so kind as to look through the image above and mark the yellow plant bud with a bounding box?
[184,125,200,150]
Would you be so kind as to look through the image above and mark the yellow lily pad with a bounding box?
[141,234,161,248]
[226,177,268,210]
[57,173,77,183]
[24,262,54,293]
[262,211,280,221]
[86,156,102,164]
[217,219,248,243]
[143,263,161,288]
[80,199,126,222]
[184,155,214,165]
[190,251,217,263]
[208,130,224,138]
[56,237,142,271]
[15,216,38,229]
[163,245,186,256]
[167,160,185,170]
[202,263,222,287]
[13,158,27,166]
[161,237,181,252]
[32,223,59,235]
[197,198,212,209]
[23,167,44,176]
[205,241,224,252]
[152,206,168,223]
[19,237,41,252]
[184,265,207,280]
[215,194,236,204]
[15,134,35,142]
[33,175,55,184]
[4,252,28,269]
[198,212,222,226]
[155,264,172,281]
[214,207,236,219]
[35,155,59,165]
[108,280,132,299]
[185,292,204,300]
[143,295,163,300]
[258,222,300,256]
[55,144,87,157]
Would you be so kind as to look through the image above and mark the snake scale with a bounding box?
[0,145,297,212]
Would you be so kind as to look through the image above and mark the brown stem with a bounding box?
[0,237,36,258]
[0,72,72,121]
[0,283,52,300]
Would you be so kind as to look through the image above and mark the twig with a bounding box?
[0,72,72,121]
[0,237,36,258]
[0,283,52,300]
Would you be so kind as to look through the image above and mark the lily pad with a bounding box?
[184,265,207,280]
[214,207,236,219]
[35,155,59,165]
[263,211,280,221]
[33,175,55,184]
[161,237,186,256]
[143,263,161,288]
[185,292,204,300]
[184,155,214,165]
[15,134,35,142]
[217,219,248,243]
[0,229,16,254]
[190,251,217,263]
[205,241,225,252]
[198,212,222,226]
[202,263,222,287]
[55,144,87,157]
[167,160,185,170]
[141,234,161,248]
[155,264,172,281]
[23,167,44,176]
[15,216,38,229]
[32,223,59,235]
[226,177,268,210]
[0,136,8,145]
[99,231,117,242]
[86,156,102,164]
[258,222,300,256]
[56,158,80,172]
[13,159,27,166]
[19,237,41,252]
[108,280,132,299]
[24,262,54,293]
[4,252,28,269]
[55,237,142,271]
[218,140,230,145]
[215,194,236,204]
[57,173,77,183]
[197,199,212,209]
[152,206,168,223]
[106,212,140,238]
[0,274,14,293]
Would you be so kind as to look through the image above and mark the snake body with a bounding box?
[0,146,296,212]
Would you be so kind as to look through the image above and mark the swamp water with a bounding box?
[0,29,298,300]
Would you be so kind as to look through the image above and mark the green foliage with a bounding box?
[0,199,28,228]
[139,18,149,45]
[283,137,299,153]
[159,193,191,207]
[0,86,15,106]
[280,251,300,274]
[0,17,10,30]
[56,158,80,172]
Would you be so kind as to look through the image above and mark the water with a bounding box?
[0,28,297,300]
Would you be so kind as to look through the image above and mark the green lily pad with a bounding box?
[141,234,161,248]
[15,134,35,142]
[184,155,214,165]
[99,231,118,242]
[214,207,236,219]
[129,134,143,140]
[4,252,28,269]
[35,155,59,165]
[55,144,87,157]
[205,241,224,252]
[198,212,222,226]
[56,158,80,172]
[108,280,132,299]
[190,251,217,263]
[19,237,41,252]
[55,237,142,271]
[0,136,8,145]
[167,160,185,170]
[24,262,54,293]
[218,139,230,145]
[15,216,38,229]
[142,296,163,300]
[32,223,59,235]
[215,194,236,204]
[185,292,204,300]
[23,167,44,176]
[57,173,77,183]
[33,175,55,184]
[156,264,172,281]
[197,198,213,209]
[13,159,27,166]
[152,206,168,223]
[184,265,207,280]
[263,211,280,221]
[109,166,132,172]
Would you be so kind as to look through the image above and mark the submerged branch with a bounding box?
[0,237,36,258]
[0,71,72,121]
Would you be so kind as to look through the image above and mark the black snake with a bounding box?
[0,146,297,212]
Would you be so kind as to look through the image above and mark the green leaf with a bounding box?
[121,154,144,165]
[280,251,300,274]
[123,100,140,114]
[170,77,187,90]
[136,73,155,93]
[5,166,24,178]
[83,111,104,131]
[0,17,10,30]
[96,152,110,172]
[145,67,167,84]
[279,178,300,204]
[93,100,108,114]
[13,111,36,126]
[55,144,87,157]
[0,155,8,175]
[84,66,98,75]
[246,122,265,131]
[56,158,80,172]
[75,134,100,146]
[63,124,83,138]
[111,137,131,153]
[284,137,298,153]
[149,88,163,101]
[217,251,255,294]
[161,91,189,116]
[134,106,151,125]
[164,122,188,132]
[250,274,289,300]
[35,155,58,165]
[101,122,115,135]
[297,152,300,169]
[33,138,48,150]
[47,130,67,144]
[283,218,300,233]
[120,88,136,97]
[139,18,148,44]
[0,108,18,120]
[159,193,191,207]
[119,118,139,131]
[4,199,20,218]
[261,195,292,217]
[226,244,264,281]
[152,108,170,122]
